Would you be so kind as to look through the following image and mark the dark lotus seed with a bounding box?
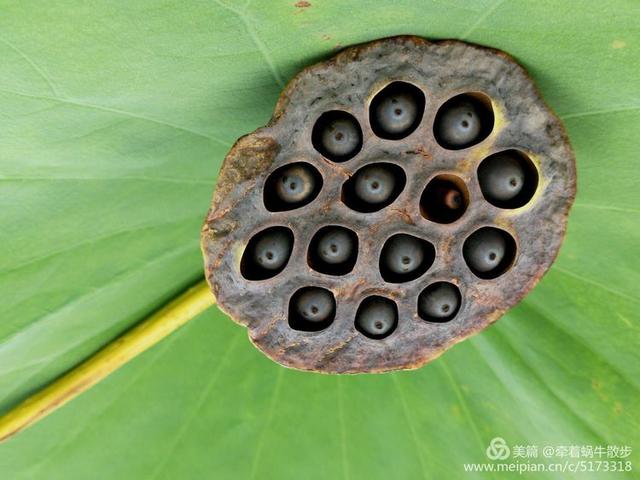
[464,229,506,273]
[356,299,396,337]
[374,92,418,136]
[253,230,292,270]
[317,228,354,265]
[478,152,525,202]
[320,117,361,158]
[295,289,335,323]
[382,234,424,275]
[443,188,463,210]
[419,283,460,319]
[354,165,395,204]
[435,100,482,148]
[275,164,316,204]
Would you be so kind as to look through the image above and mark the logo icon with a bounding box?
[486,437,510,460]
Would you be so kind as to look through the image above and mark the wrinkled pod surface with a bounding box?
[201,36,576,373]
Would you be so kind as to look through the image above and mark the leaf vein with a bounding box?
[147,329,243,480]
[212,0,285,88]
[0,175,214,186]
[250,367,285,479]
[337,377,350,480]
[0,217,201,277]
[561,105,640,120]
[459,0,507,40]
[552,266,639,305]
[0,35,61,97]
[0,87,230,146]
[0,242,199,354]
[391,375,429,480]
[573,202,640,214]
[25,331,184,478]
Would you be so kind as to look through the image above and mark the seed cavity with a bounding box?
[434,92,494,149]
[308,226,358,276]
[289,287,336,332]
[370,81,425,140]
[241,227,294,281]
[463,227,517,279]
[312,110,363,162]
[380,234,435,283]
[355,296,398,339]
[342,162,406,213]
[418,282,462,322]
[420,174,469,224]
[478,150,539,208]
[264,162,323,212]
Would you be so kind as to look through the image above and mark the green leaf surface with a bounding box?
[1,1,638,478]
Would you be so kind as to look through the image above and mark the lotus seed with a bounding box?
[252,230,292,271]
[295,288,335,323]
[317,228,354,265]
[478,152,526,202]
[374,92,418,136]
[443,188,463,210]
[382,234,424,275]
[354,165,395,204]
[356,298,397,338]
[419,283,460,320]
[320,117,361,158]
[275,164,316,204]
[464,228,506,273]
[435,99,482,148]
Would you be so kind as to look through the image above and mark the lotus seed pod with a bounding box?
[202,36,576,373]
[296,288,336,323]
[478,152,525,202]
[382,234,424,275]
[463,228,506,273]
[253,230,293,271]
[355,298,397,338]
[418,283,461,320]
[354,165,396,204]
[317,228,354,265]
[434,100,483,148]
[275,164,316,204]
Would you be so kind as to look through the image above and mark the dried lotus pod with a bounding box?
[201,35,576,373]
